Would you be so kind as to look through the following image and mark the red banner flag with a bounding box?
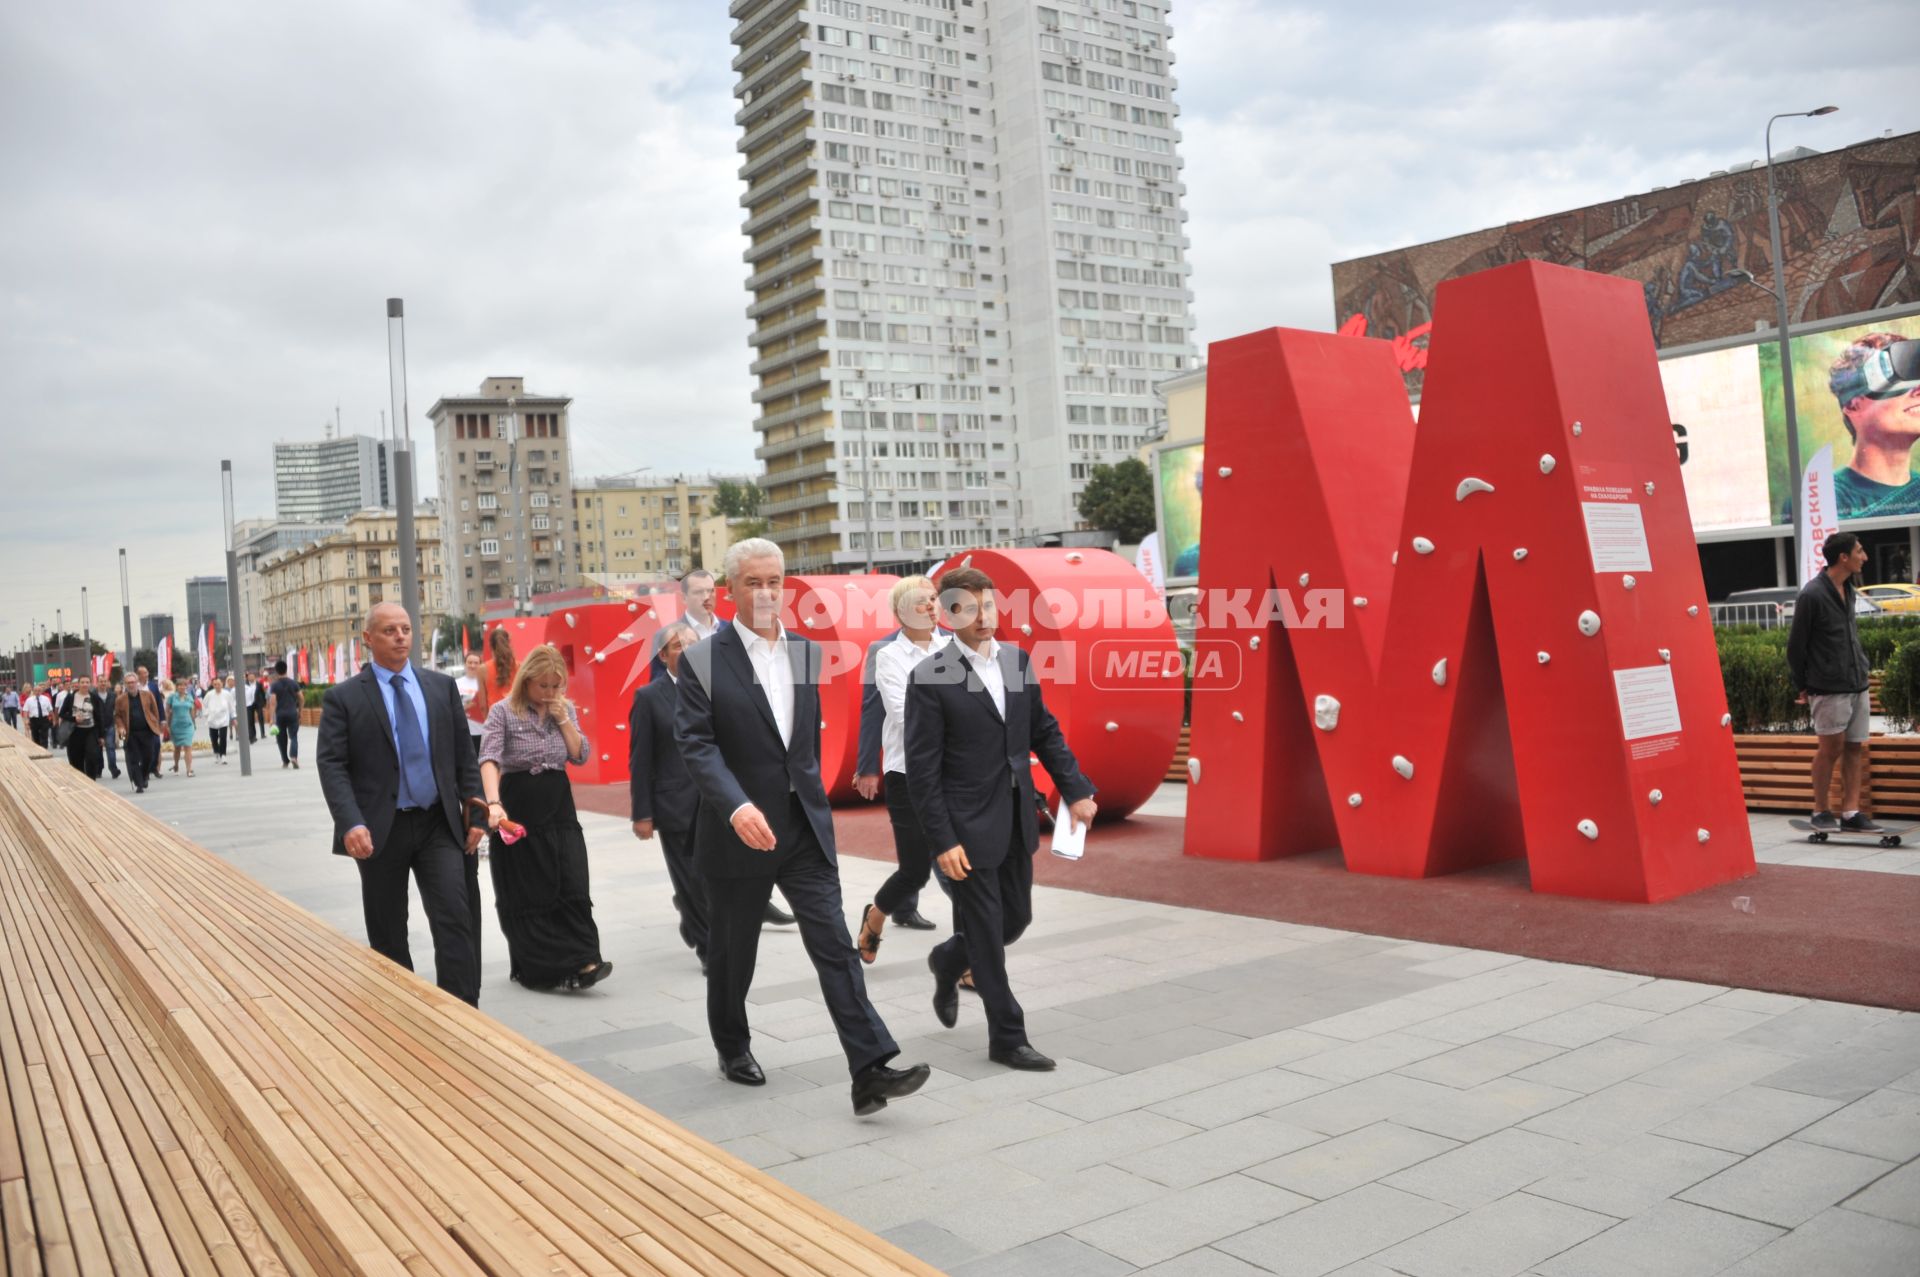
[297,648,309,683]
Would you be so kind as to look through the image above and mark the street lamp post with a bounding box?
[119,548,133,672]
[1766,105,1838,584]
[222,461,254,776]
[386,299,422,657]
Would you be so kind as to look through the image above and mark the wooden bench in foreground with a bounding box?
[0,725,941,1276]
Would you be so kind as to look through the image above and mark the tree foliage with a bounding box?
[1075,457,1156,543]
[712,479,765,519]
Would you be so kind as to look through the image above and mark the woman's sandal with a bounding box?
[855,903,884,964]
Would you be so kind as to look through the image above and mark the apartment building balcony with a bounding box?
[764,457,835,486]
[759,490,837,518]
[753,429,829,462]
[745,243,822,293]
[745,276,822,321]
[735,41,809,112]
[730,7,804,75]
[734,65,806,125]
[738,98,812,157]
[752,399,834,434]
[750,368,828,405]
[750,338,823,378]
[741,187,817,238]
[769,519,837,544]
[739,126,811,185]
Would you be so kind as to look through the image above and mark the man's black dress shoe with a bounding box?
[763,902,796,926]
[891,908,936,930]
[719,1052,765,1086]
[851,1061,931,1116]
[930,952,958,1028]
[988,1044,1056,1071]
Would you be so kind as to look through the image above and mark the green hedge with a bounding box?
[1879,641,1920,732]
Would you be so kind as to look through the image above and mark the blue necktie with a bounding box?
[391,672,438,810]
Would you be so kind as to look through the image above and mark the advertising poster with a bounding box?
[1761,317,1920,522]
[1659,342,1770,532]
[1155,441,1205,585]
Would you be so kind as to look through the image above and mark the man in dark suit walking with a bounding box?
[316,602,487,1006]
[631,622,708,971]
[676,538,929,1115]
[907,565,1097,1071]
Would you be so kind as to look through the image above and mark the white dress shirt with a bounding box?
[875,629,949,776]
[686,609,721,642]
[957,636,1006,718]
[733,617,794,746]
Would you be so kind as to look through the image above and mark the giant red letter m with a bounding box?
[1184,261,1754,903]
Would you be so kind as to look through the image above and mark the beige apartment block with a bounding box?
[257,506,447,661]
[428,376,574,614]
[573,475,721,584]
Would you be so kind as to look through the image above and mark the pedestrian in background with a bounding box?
[165,679,198,776]
[116,671,164,793]
[205,676,234,764]
[59,675,109,780]
[268,659,303,768]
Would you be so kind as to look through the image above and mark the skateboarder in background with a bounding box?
[1786,531,1879,833]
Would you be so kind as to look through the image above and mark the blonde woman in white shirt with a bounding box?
[854,575,950,964]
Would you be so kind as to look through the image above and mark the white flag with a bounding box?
[1135,531,1166,599]
[1798,445,1839,585]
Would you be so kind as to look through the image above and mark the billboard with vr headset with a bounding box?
[1761,319,1920,523]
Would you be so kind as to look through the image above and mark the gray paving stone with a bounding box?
[1727,1000,1901,1056]
[1599,979,1727,1014]
[863,1099,1081,1170]
[1070,1026,1254,1074]
[1247,1121,1457,1201]
[1267,1072,1459,1137]
[1718,1206,1920,1277]
[1112,1115,1328,1190]
[1535,1199,1782,1276]
[928,1164,1165,1253]
[1037,1065,1221,1123]
[999,1109,1200,1178]
[1070,1174,1312,1268]
[775,1143,918,1197]
[1510,1001,1664,1049]
[878,1220,987,1272]
[1512,1037,1681,1094]
[1394,1077,1581,1143]
[1214,1182,1459,1276]
[1844,1158,1920,1229]
[1526,1133,1740,1219]
[948,1233,1138,1277]
[1651,1084,1843,1154]
[1384,1128,1587,1211]
[1374,1190,1614,1277]
[823,1152,1043,1233]
[1134,1248,1274,1276]
[1626,1041,1806,1100]
[1519,1080,1699,1147]
[1287,1031,1458,1084]
[1181,1030,1347,1081]
[1615,1003,1777,1049]
[1760,1047,1920,1104]
[1394,1036,1567,1090]
[1147,1068,1335,1129]
[1678,1138,1897,1228]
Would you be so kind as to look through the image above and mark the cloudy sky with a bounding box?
[2,0,1914,654]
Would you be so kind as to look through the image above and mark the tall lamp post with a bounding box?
[119,548,134,672]
[1766,105,1838,584]
[222,461,254,776]
[386,299,422,657]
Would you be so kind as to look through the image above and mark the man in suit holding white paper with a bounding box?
[905,564,1096,1071]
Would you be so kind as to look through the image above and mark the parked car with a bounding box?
[1712,586,1884,628]
[1860,583,1920,614]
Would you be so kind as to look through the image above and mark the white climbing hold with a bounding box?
[1348,793,1363,808]
[1298,572,1310,588]
[1313,695,1340,731]
[1539,454,1557,475]
[626,602,638,612]
[1659,648,1672,663]
[645,609,656,619]
[1432,658,1448,687]
[802,617,816,628]
[516,621,526,630]
[1537,651,1551,664]
[615,722,625,731]
[1392,755,1415,780]
[1187,757,1201,784]
[1573,421,1584,436]
[1354,596,1369,608]
[1577,819,1599,840]
[564,613,577,628]
[600,753,610,762]
[584,645,594,654]
[1645,481,1656,495]
[1456,477,1495,501]
[1649,789,1663,806]
[593,651,607,662]
[1622,575,1637,590]
[1065,552,1084,565]
[1579,610,1602,637]
[959,554,973,568]
[1513,548,1529,561]
[1231,710,1245,723]
[1698,829,1711,843]
[1020,623,1033,636]
[1392,552,1399,565]
[1721,713,1732,727]
[1688,605,1700,617]
[1216,466,1233,479]
[1104,721,1119,732]
[1413,536,1435,555]
[1250,635,1261,650]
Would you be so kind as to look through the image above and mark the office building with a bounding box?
[257,505,448,661]
[182,576,231,648]
[731,0,1196,571]
[138,613,175,653]
[273,433,393,523]
[427,377,575,614]
[232,519,343,670]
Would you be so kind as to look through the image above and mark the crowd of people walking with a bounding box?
[9,541,1100,1119]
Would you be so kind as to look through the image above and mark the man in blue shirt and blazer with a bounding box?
[906,564,1097,1071]
[316,602,487,1006]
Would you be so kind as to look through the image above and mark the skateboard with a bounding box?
[1787,819,1910,848]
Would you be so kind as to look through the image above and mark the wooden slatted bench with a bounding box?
[0,726,940,1277]
[1735,734,1920,819]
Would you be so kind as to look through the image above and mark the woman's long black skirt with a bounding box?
[491,768,602,987]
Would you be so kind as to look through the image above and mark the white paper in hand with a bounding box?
[1049,801,1087,860]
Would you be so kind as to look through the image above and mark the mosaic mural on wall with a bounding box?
[1331,132,1920,398]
